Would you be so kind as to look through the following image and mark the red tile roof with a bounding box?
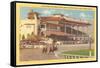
[47,23,64,27]
[40,16,91,26]
[63,18,91,26]
[40,17,63,21]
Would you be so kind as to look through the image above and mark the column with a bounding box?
[64,24,67,33]
[70,26,73,44]
[44,24,47,37]
[76,25,78,36]
[81,26,83,44]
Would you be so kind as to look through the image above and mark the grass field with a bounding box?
[62,49,94,56]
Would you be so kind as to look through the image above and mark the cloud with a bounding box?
[65,13,69,16]
[80,13,86,18]
[42,10,51,15]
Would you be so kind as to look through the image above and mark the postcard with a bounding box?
[11,1,98,67]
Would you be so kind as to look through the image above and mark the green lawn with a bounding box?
[62,49,94,56]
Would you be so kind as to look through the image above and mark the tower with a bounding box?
[27,9,40,35]
[20,9,40,40]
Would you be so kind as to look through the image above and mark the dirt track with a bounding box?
[20,44,94,61]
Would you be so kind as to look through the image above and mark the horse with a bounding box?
[41,38,58,54]
[56,41,63,45]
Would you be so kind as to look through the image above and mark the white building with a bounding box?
[19,10,40,40]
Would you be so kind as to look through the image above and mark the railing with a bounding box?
[61,54,93,59]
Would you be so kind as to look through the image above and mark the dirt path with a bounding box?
[20,48,63,61]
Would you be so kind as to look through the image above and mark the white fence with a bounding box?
[61,54,93,59]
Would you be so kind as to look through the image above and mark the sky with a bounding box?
[20,7,95,22]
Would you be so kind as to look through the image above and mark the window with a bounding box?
[40,24,45,28]
[22,35,25,40]
[26,25,32,28]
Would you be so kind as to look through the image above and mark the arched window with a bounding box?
[27,33,30,39]
[22,35,25,40]
[31,32,34,36]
